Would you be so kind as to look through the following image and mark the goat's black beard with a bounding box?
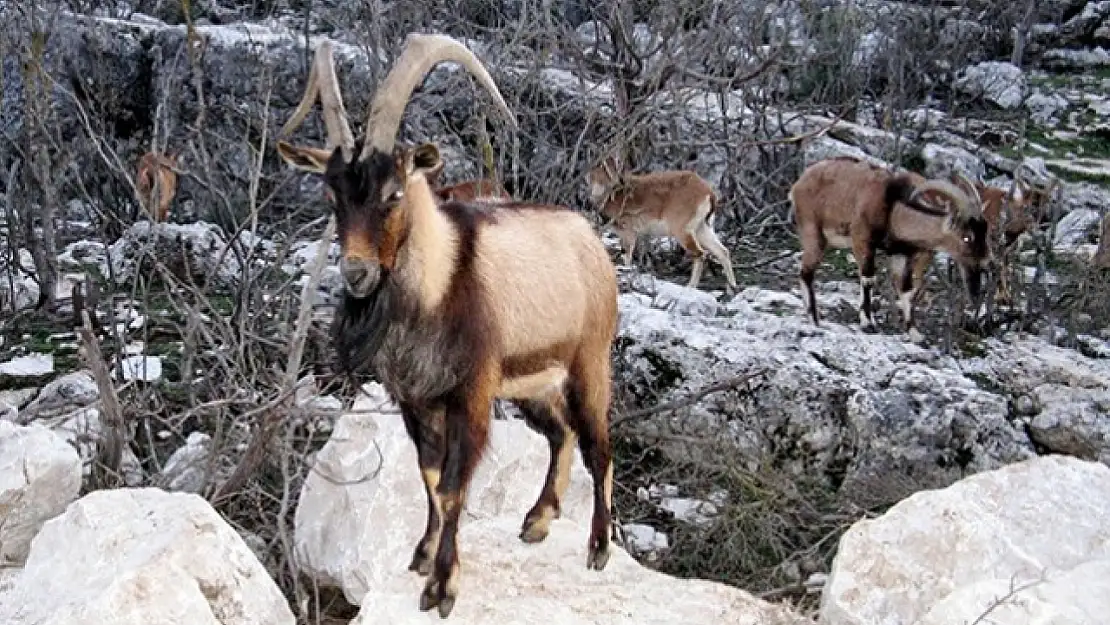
[331,269,411,380]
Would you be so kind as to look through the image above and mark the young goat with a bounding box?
[967,168,1058,304]
[135,151,178,222]
[586,154,738,294]
[790,157,991,342]
[276,36,618,618]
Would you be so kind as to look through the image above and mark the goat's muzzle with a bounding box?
[340,256,382,299]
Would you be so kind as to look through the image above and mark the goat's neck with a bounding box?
[397,178,459,312]
[594,178,634,221]
[889,203,951,250]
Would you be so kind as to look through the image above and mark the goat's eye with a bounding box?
[388,189,404,203]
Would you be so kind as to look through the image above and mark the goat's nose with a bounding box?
[341,259,368,288]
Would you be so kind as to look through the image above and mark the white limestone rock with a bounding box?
[293,382,595,604]
[0,421,82,566]
[351,516,812,625]
[820,455,1110,625]
[296,386,811,625]
[0,487,295,625]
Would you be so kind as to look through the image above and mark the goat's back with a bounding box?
[791,158,921,232]
[606,170,713,217]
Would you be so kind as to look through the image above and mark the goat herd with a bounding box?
[125,32,1056,618]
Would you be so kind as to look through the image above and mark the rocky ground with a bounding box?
[3,0,1110,623]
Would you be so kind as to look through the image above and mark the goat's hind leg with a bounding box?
[400,403,447,576]
[798,223,825,325]
[420,386,493,618]
[566,360,614,572]
[695,222,738,295]
[517,396,577,544]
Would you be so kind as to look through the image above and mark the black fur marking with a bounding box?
[329,185,501,406]
[884,177,949,218]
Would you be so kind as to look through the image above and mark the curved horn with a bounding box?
[360,33,518,161]
[953,171,982,207]
[910,180,981,220]
[280,40,356,161]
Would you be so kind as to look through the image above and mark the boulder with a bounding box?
[615,285,1036,501]
[0,487,295,625]
[295,383,811,624]
[953,61,1026,110]
[819,455,1110,625]
[351,517,812,625]
[0,422,82,566]
[294,382,595,604]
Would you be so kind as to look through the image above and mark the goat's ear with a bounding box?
[277,141,332,174]
[421,154,445,187]
[403,142,442,179]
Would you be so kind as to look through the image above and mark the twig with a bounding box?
[210,215,338,505]
[967,571,1045,625]
[76,309,127,490]
[610,368,768,429]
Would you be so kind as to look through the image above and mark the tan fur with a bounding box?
[396,173,461,312]
[474,208,613,364]
[587,156,738,294]
[136,151,178,223]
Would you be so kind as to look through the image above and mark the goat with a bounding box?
[434,178,511,203]
[135,151,178,222]
[586,154,738,295]
[275,35,618,618]
[965,168,1059,304]
[422,158,512,203]
[790,156,991,342]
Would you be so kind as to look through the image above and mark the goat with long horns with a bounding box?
[276,34,619,618]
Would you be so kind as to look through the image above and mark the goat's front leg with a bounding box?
[400,403,447,576]
[617,229,637,268]
[890,253,925,344]
[419,385,493,619]
[851,232,879,331]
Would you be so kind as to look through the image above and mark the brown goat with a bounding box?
[790,157,991,342]
[970,170,1058,304]
[135,151,178,222]
[587,154,738,294]
[422,159,512,203]
[434,178,511,203]
[275,36,618,618]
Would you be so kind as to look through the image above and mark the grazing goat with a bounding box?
[135,151,178,222]
[275,35,618,618]
[967,168,1058,304]
[790,157,991,342]
[586,154,738,294]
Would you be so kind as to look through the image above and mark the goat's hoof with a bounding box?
[408,547,434,576]
[586,542,611,571]
[519,520,550,544]
[906,328,926,344]
[419,577,457,619]
[419,580,440,612]
[520,507,556,543]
